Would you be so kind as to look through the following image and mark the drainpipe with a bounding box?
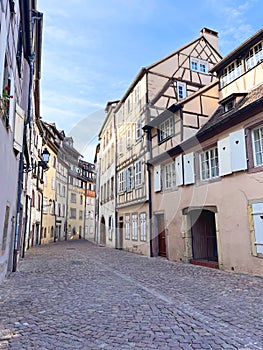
[146,128,153,258]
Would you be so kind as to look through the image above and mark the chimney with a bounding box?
[200,27,219,51]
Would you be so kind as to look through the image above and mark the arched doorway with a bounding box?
[100,216,106,245]
[189,209,218,268]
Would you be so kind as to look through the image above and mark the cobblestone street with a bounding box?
[0,240,262,350]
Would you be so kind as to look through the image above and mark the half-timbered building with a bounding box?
[115,28,222,255]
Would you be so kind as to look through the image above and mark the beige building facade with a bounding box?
[148,29,263,275]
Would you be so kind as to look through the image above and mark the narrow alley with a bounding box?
[0,240,262,350]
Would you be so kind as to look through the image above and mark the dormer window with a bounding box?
[224,100,234,112]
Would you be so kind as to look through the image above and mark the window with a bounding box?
[52,177,55,190]
[126,126,132,148]
[125,215,130,239]
[126,167,134,191]
[135,117,142,140]
[108,216,113,240]
[134,85,140,107]
[119,171,125,192]
[200,147,219,180]
[111,176,114,198]
[80,195,83,205]
[132,214,138,240]
[118,136,124,155]
[127,96,132,114]
[140,213,146,241]
[220,60,243,88]
[43,197,48,214]
[52,155,57,168]
[163,162,176,190]
[70,208,76,219]
[135,161,142,187]
[251,202,263,255]
[158,117,174,143]
[223,99,234,112]
[32,190,35,207]
[246,42,263,70]
[252,125,263,167]
[79,210,83,220]
[70,193,76,203]
[190,57,208,74]
[38,194,41,211]
[177,82,186,99]
[50,201,55,215]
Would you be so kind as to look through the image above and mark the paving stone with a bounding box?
[0,240,262,349]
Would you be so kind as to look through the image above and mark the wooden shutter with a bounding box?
[218,136,232,176]
[230,129,247,172]
[154,165,161,192]
[175,155,183,186]
[183,152,195,185]
[252,203,263,254]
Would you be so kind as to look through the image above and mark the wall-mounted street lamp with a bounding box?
[23,147,50,173]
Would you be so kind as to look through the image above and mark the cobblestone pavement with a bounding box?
[0,240,262,350]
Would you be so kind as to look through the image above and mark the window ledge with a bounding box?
[248,165,263,174]
[158,135,173,145]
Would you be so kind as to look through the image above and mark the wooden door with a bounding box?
[157,214,166,257]
[191,210,217,261]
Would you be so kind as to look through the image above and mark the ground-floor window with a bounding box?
[132,214,138,240]
[140,213,146,241]
[251,202,263,256]
[125,215,130,239]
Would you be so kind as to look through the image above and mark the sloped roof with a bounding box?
[148,83,263,165]
[116,28,222,109]
[198,83,263,134]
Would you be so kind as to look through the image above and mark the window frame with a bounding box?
[190,57,209,74]
[135,160,142,187]
[162,162,176,190]
[158,116,174,143]
[199,147,219,181]
[131,214,138,240]
[125,215,130,240]
[252,124,263,168]
[139,213,146,242]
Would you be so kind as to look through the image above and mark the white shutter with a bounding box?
[175,155,183,186]
[13,104,25,152]
[252,203,263,254]
[154,165,161,192]
[183,152,195,185]
[0,13,7,94]
[218,137,232,176]
[230,129,247,172]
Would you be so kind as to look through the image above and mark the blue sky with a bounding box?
[37,0,262,162]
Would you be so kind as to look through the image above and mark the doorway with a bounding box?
[190,209,218,267]
[157,214,166,257]
[100,216,106,245]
